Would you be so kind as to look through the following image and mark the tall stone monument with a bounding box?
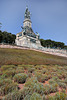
[15,6,42,49]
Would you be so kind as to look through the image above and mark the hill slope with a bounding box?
[0,48,67,65]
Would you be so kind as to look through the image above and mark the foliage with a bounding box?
[0,30,16,44]
[0,22,2,29]
[49,79,56,84]
[35,72,50,83]
[3,69,16,78]
[28,68,35,73]
[30,92,42,100]
[0,79,18,96]
[13,73,28,83]
[48,92,67,100]
[3,90,21,100]
[25,77,45,95]
[64,78,67,84]
[1,65,16,71]
[0,64,67,99]
[58,82,67,89]
[40,39,67,49]
[44,84,58,95]
[24,94,31,100]
[15,67,24,74]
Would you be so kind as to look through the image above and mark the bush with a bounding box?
[3,90,21,100]
[30,92,42,100]
[58,82,67,89]
[20,87,33,98]
[1,65,16,71]
[15,67,24,74]
[41,75,49,83]
[24,94,31,100]
[28,68,35,73]
[35,72,49,82]
[42,95,46,100]
[44,84,58,95]
[64,78,67,84]
[0,82,18,96]
[42,70,46,74]
[49,79,56,84]
[13,73,28,83]
[3,69,16,77]
[35,72,42,82]
[55,92,67,100]
[25,77,45,95]
[0,78,12,87]
[47,92,67,100]
[27,73,33,78]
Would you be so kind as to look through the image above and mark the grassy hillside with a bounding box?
[0,48,67,65]
[0,48,67,100]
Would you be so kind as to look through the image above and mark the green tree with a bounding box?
[0,23,2,29]
[0,31,16,44]
[40,39,65,49]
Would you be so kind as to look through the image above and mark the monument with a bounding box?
[15,6,42,49]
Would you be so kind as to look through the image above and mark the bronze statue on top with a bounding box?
[24,6,31,19]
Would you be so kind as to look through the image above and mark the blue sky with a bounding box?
[0,0,67,45]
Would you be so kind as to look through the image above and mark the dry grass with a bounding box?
[0,48,67,65]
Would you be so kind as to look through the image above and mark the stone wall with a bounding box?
[0,44,67,58]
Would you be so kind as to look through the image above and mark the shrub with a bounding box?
[64,78,67,84]
[35,65,41,70]
[55,92,67,100]
[19,65,34,70]
[3,90,21,100]
[41,75,49,83]
[0,73,8,79]
[0,78,12,87]
[0,82,18,96]
[50,83,58,93]
[20,87,33,98]
[47,92,67,100]
[58,82,67,89]
[3,69,16,77]
[27,73,33,78]
[30,92,42,100]
[1,65,16,71]
[49,79,56,84]
[35,72,49,82]
[53,76,59,81]
[24,94,31,100]
[42,69,46,74]
[35,72,42,82]
[44,84,58,95]
[25,77,45,95]
[42,95,46,100]
[15,67,24,74]
[47,96,55,100]
[13,73,28,83]
[0,70,2,75]
[28,68,35,73]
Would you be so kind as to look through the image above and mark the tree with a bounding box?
[0,31,16,44]
[40,39,65,49]
[0,23,2,29]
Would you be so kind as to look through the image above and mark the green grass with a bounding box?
[0,48,67,65]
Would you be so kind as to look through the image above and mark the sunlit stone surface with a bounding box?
[15,6,42,49]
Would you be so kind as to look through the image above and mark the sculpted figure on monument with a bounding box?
[24,6,31,19]
[36,32,40,39]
